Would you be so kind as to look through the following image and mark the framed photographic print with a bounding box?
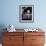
[19,5,34,23]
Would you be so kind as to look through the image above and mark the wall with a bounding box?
[0,0,46,29]
[0,0,46,44]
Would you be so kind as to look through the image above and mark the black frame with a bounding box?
[19,5,34,23]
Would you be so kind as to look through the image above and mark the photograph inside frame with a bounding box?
[22,7,32,20]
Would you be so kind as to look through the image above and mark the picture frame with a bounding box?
[19,5,34,23]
